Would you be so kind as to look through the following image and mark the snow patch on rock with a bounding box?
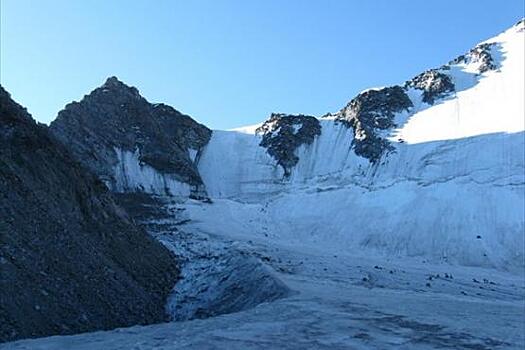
[113,148,192,197]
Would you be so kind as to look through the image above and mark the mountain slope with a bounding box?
[50,77,211,198]
[46,21,524,270]
[0,87,179,342]
[2,19,524,350]
[195,20,525,269]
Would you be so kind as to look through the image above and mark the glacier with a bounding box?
[195,23,525,270]
[3,19,524,350]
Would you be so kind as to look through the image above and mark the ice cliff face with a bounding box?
[202,20,523,189]
[50,77,211,198]
[195,21,524,269]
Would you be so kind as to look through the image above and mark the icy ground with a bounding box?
[3,197,524,350]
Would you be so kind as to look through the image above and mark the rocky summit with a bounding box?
[256,113,321,176]
[50,77,211,198]
[336,86,413,162]
[405,69,455,105]
[0,86,179,342]
[449,42,498,73]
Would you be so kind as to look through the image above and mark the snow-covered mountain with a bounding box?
[5,19,523,350]
[47,20,524,271]
[197,19,524,270]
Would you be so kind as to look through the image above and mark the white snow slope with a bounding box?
[198,22,525,270]
[3,20,524,350]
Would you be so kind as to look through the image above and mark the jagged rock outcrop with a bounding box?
[336,86,413,162]
[256,113,321,176]
[406,69,455,104]
[50,77,211,198]
[449,42,497,73]
[331,35,502,164]
[0,86,179,342]
[516,18,525,32]
[406,38,500,109]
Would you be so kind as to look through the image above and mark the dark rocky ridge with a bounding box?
[256,113,321,176]
[332,38,500,164]
[449,42,497,73]
[0,86,179,342]
[405,69,455,105]
[516,18,525,32]
[336,86,413,162]
[50,77,211,197]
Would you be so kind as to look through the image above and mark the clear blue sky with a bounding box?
[1,0,523,129]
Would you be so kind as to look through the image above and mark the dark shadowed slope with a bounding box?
[0,86,179,343]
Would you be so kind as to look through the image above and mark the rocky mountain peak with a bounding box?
[100,76,142,98]
[50,78,212,198]
[82,76,144,106]
[256,113,321,177]
[448,42,498,73]
[103,75,125,86]
[0,86,30,123]
[336,86,413,163]
[515,18,525,31]
[405,69,455,104]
